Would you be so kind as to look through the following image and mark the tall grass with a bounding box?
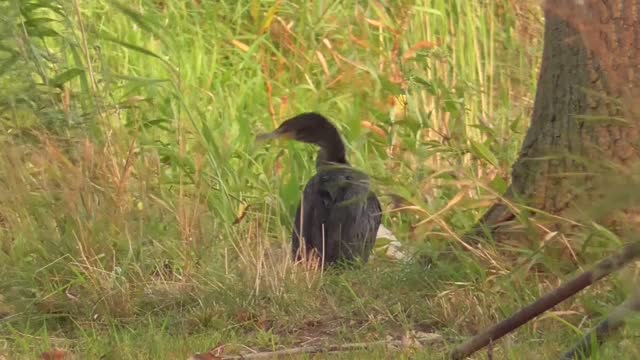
[4,1,637,359]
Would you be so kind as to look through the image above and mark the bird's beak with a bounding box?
[255,129,294,144]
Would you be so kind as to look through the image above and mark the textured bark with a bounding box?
[468,0,640,245]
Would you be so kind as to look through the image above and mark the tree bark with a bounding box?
[468,0,640,247]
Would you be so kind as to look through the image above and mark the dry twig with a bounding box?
[561,286,640,359]
[190,332,443,360]
[449,241,640,360]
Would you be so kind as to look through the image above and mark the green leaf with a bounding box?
[98,34,172,69]
[108,1,170,45]
[140,118,172,132]
[374,237,393,248]
[26,25,59,38]
[21,1,64,17]
[509,115,523,133]
[24,17,59,27]
[0,54,19,76]
[469,139,498,167]
[590,222,622,246]
[489,176,508,194]
[250,0,261,21]
[50,68,84,88]
[468,123,497,139]
[260,1,281,33]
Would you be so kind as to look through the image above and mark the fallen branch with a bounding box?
[561,287,640,359]
[190,332,443,360]
[449,241,640,360]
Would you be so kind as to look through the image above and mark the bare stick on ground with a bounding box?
[449,241,640,360]
[190,332,443,360]
[561,287,640,360]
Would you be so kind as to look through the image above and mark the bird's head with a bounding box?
[256,112,341,145]
[256,112,347,164]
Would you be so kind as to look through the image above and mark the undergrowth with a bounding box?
[0,0,638,359]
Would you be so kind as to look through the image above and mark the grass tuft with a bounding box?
[1,0,638,359]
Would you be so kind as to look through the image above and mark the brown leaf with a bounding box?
[361,120,387,138]
[316,51,330,78]
[231,39,250,53]
[348,34,370,49]
[402,40,438,61]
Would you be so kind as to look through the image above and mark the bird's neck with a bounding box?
[315,143,348,169]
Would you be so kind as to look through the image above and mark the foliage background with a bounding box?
[1,1,636,359]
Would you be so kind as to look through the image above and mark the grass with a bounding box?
[1,0,639,359]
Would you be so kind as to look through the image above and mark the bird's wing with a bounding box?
[339,185,381,260]
[291,174,333,261]
[292,171,382,264]
[321,175,381,262]
[366,191,383,257]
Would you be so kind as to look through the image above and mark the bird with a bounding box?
[256,112,382,267]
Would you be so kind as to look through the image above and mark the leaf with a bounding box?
[468,139,498,167]
[468,123,497,138]
[0,54,19,76]
[26,25,60,38]
[489,176,508,194]
[231,39,250,53]
[24,17,59,27]
[375,238,393,248]
[139,118,172,132]
[369,1,394,29]
[403,40,438,60]
[509,115,523,133]
[260,0,282,34]
[108,1,170,45]
[361,120,387,137]
[0,42,18,54]
[50,68,84,88]
[250,0,260,21]
[107,72,169,85]
[590,222,623,246]
[99,34,173,69]
[21,1,64,16]
[379,76,403,94]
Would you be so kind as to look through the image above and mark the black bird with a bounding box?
[257,112,382,267]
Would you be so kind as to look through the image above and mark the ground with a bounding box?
[0,1,639,359]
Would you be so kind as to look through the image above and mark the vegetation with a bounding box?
[0,0,637,358]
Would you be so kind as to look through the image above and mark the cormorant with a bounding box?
[256,112,382,267]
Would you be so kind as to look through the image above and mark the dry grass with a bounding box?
[0,1,638,359]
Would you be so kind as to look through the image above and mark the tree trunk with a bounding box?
[468,0,640,248]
